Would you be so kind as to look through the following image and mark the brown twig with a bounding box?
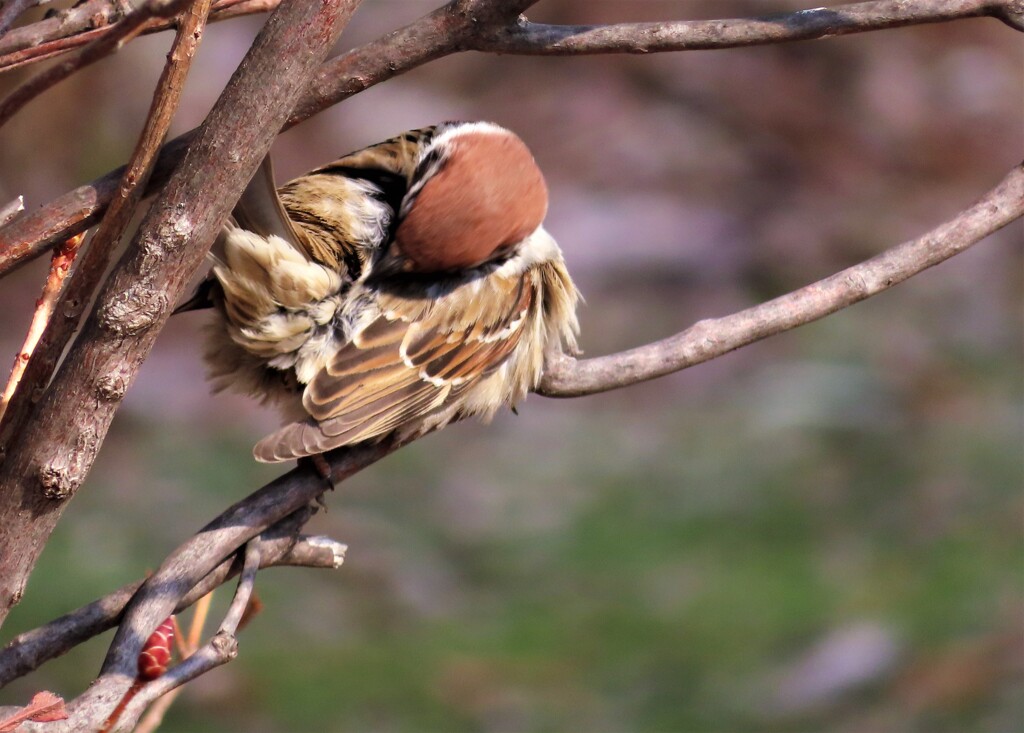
[5,0,1016,280]
[32,440,392,732]
[0,0,128,68]
[123,545,258,733]
[0,0,212,470]
[0,511,341,687]
[131,590,211,733]
[0,0,197,129]
[536,163,1024,397]
[0,232,84,424]
[0,0,279,73]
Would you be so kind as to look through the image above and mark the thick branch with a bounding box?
[538,162,1024,397]
[0,0,362,633]
[0,0,211,472]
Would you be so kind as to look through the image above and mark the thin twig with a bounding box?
[476,0,1020,55]
[0,0,195,129]
[132,590,211,733]
[0,0,279,73]
[0,0,126,67]
[124,545,258,733]
[537,163,1024,397]
[184,591,212,654]
[0,232,84,423]
[0,0,212,471]
[104,543,260,733]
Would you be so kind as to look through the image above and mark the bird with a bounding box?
[186,121,580,463]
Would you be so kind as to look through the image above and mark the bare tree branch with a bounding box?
[4,0,1016,279]
[105,543,262,732]
[538,163,1024,397]
[0,0,211,469]
[0,0,363,633]
[7,440,395,731]
[0,0,196,129]
[0,0,278,72]
[0,0,127,59]
[476,0,1024,54]
[0,508,342,687]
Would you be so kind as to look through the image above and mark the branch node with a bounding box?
[95,374,129,403]
[210,630,238,661]
[96,293,166,336]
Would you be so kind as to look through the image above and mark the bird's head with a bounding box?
[380,122,548,275]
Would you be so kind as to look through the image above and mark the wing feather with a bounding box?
[254,274,536,461]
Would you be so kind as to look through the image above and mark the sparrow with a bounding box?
[190,121,580,463]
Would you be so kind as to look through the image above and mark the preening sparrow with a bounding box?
[190,122,580,462]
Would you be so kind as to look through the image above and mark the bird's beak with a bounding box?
[369,243,417,279]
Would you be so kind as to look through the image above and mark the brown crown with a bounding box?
[393,128,548,272]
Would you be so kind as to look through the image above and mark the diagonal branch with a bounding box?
[0,0,363,634]
[21,440,397,732]
[0,509,344,687]
[109,543,263,732]
[538,162,1024,397]
[0,0,212,466]
[0,0,35,39]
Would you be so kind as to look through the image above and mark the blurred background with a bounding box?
[1,1,1022,731]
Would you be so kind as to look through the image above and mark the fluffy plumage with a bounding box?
[198,122,579,462]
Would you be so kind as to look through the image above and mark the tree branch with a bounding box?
[4,0,1016,279]
[0,509,343,687]
[0,0,35,39]
[0,0,362,633]
[0,0,211,469]
[0,0,278,73]
[476,0,1023,54]
[64,544,261,733]
[538,162,1024,397]
[7,439,396,731]
[0,0,196,129]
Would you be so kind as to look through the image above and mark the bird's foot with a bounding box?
[299,454,334,510]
